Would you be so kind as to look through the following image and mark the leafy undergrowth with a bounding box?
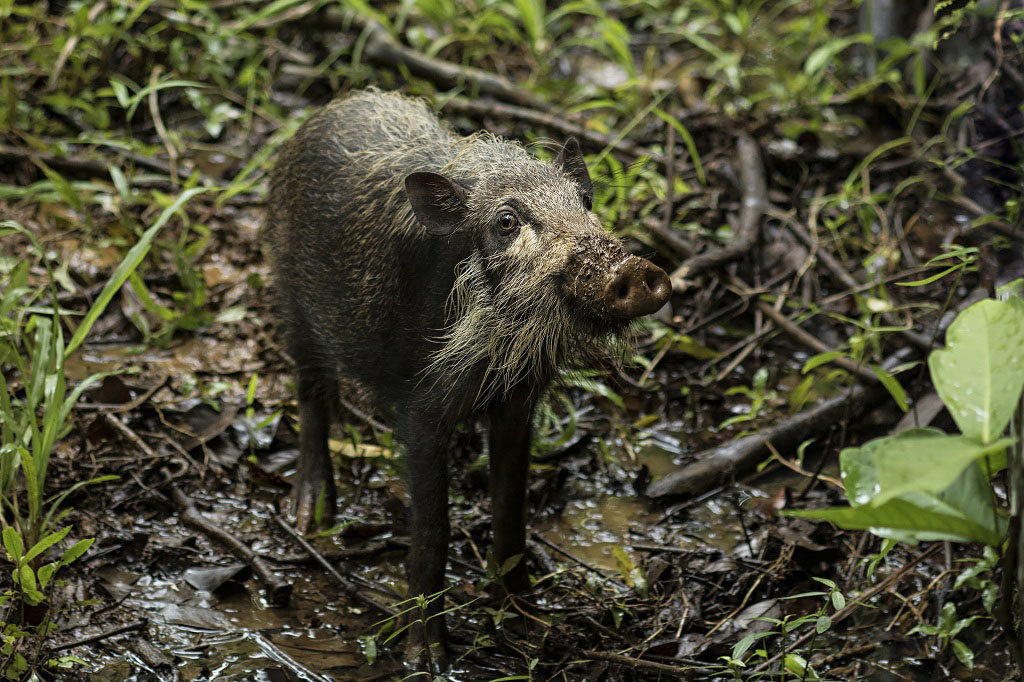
[1,0,1023,680]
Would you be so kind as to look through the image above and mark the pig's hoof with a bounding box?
[291,480,334,533]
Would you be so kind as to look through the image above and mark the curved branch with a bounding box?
[669,133,766,291]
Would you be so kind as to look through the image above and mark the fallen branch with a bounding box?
[442,97,667,165]
[317,9,551,111]
[0,144,213,188]
[645,347,916,500]
[670,133,765,291]
[169,484,292,607]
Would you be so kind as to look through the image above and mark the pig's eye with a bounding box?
[496,211,519,233]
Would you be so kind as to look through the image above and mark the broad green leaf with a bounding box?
[2,527,23,562]
[802,351,844,374]
[17,565,36,593]
[60,538,94,566]
[23,588,45,606]
[847,430,1007,503]
[929,299,1024,443]
[788,493,1004,546]
[804,34,868,75]
[870,364,908,411]
[23,526,70,564]
[499,554,522,578]
[37,563,55,589]
[952,638,975,669]
[842,430,1011,508]
[840,428,939,505]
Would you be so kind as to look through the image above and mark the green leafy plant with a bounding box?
[790,295,1024,670]
[719,577,855,680]
[0,525,94,678]
[909,601,983,669]
[0,193,201,676]
[790,297,1024,544]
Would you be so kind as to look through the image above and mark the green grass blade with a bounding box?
[64,187,210,360]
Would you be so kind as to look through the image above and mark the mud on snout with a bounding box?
[558,230,671,324]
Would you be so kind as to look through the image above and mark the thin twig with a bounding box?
[581,649,694,678]
[272,515,396,618]
[52,619,148,652]
[170,484,292,607]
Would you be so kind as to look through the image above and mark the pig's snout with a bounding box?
[603,256,671,318]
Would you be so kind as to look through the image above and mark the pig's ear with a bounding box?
[556,137,594,210]
[405,171,468,236]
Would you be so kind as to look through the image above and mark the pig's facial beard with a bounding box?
[423,249,632,405]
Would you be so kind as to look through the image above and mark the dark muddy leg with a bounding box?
[292,368,337,532]
[402,419,451,670]
[489,387,536,594]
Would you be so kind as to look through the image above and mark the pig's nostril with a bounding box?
[603,257,671,318]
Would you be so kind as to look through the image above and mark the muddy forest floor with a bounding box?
[2,1,1024,681]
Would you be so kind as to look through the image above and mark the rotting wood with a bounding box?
[0,144,215,188]
[169,484,292,607]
